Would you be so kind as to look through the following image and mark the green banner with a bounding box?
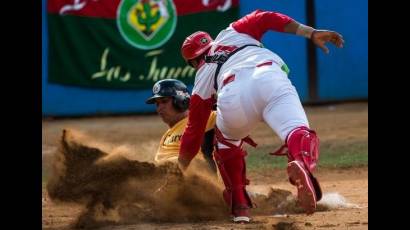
[47,0,239,89]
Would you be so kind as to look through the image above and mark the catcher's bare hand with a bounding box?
[311,30,344,54]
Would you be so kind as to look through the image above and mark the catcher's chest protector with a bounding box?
[204,44,260,91]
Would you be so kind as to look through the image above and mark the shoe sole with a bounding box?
[233,216,250,223]
[287,161,316,214]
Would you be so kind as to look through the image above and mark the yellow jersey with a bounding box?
[155,111,216,163]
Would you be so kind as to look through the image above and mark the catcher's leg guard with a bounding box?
[287,126,319,172]
[286,126,322,214]
[214,128,254,223]
[215,147,252,222]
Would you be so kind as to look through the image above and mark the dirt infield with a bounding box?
[42,102,368,229]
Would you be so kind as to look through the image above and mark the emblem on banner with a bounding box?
[117,0,177,50]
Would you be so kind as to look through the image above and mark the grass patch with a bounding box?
[247,140,368,172]
[246,145,288,171]
[318,140,368,168]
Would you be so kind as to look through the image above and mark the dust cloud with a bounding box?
[47,129,229,228]
[46,129,322,229]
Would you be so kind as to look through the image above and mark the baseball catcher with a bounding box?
[178,9,344,223]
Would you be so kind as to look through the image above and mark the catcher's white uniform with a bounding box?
[177,8,349,220]
[181,11,309,155]
[180,10,325,221]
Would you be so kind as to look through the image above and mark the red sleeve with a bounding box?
[232,9,294,41]
[179,94,215,164]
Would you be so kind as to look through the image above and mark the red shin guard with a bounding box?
[286,126,322,205]
[214,147,252,213]
[286,126,319,172]
[271,126,323,207]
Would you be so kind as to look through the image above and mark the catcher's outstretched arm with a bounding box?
[179,94,214,170]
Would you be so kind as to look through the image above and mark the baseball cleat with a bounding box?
[232,206,250,223]
[233,216,250,224]
[287,160,317,214]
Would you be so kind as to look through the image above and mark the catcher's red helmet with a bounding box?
[181,31,213,62]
